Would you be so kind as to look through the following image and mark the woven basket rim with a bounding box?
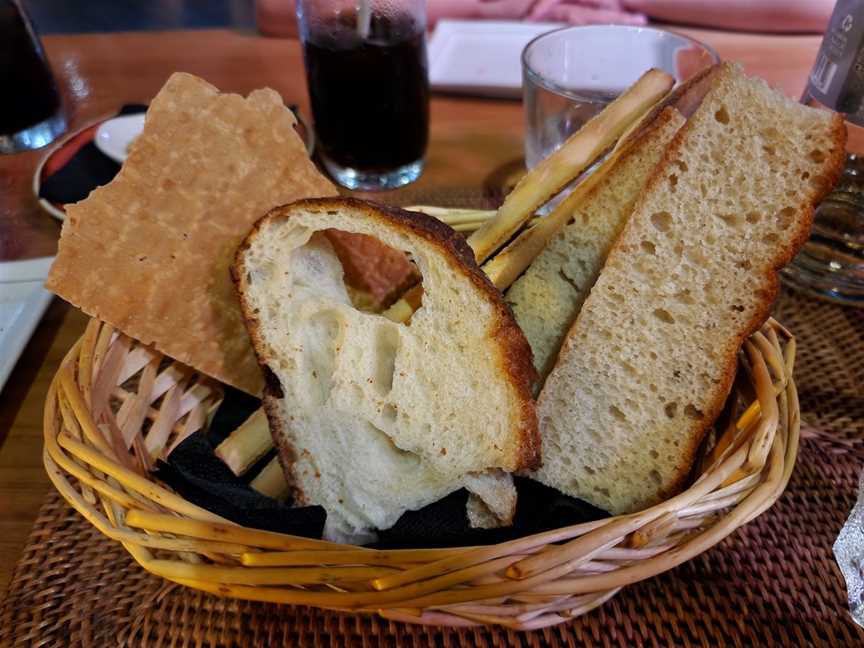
[42,316,799,630]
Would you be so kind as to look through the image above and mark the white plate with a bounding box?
[95,113,145,164]
[428,20,564,98]
[0,257,55,395]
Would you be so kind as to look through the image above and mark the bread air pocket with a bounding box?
[233,197,539,543]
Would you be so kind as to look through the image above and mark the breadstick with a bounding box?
[467,68,674,264]
[214,408,271,476]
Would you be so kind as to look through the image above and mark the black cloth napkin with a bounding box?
[154,432,327,537]
[154,388,608,547]
[153,387,326,538]
[38,104,147,205]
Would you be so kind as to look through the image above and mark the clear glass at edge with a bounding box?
[780,0,864,306]
[297,0,429,190]
[780,102,864,306]
[522,26,719,169]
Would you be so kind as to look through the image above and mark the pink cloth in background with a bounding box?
[256,0,833,37]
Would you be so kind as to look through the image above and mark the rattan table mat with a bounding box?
[2,186,864,647]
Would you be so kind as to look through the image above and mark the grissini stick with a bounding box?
[466,68,674,265]
[382,70,674,323]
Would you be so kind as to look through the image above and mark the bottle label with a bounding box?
[806,0,864,124]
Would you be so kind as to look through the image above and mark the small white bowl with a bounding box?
[94,113,145,164]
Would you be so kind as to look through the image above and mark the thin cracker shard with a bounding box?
[46,72,337,395]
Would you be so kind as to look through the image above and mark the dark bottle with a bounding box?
[298,1,429,190]
[0,0,66,153]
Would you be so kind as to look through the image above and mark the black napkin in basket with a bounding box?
[39,104,147,206]
[153,388,327,538]
[154,388,608,547]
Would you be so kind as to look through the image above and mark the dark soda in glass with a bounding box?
[0,0,65,152]
[300,9,429,189]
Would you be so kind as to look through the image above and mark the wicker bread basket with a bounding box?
[44,316,799,630]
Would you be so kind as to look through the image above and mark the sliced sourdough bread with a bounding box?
[507,106,685,379]
[533,63,845,514]
[233,198,538,542]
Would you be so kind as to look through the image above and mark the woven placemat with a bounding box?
[2,186,864,646]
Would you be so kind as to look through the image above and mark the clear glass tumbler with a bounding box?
[0,0,66,154]
[522,25,718,169]
[297,0,429,190]
[780,154,864,306]
[782,0,864,307]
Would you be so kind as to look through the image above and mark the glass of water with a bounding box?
[522,26,718,169]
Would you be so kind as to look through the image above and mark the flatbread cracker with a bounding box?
[47,72,336,394]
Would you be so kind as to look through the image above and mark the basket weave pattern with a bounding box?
[43,317,799,630]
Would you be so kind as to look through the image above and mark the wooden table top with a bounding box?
[0,27,822,590]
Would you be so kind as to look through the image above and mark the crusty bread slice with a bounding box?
[533,63,845,514]
[233,198,538,542]
[507,106,685,379]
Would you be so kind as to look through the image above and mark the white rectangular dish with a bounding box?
[428,20,564,98]
[0,257,55,394]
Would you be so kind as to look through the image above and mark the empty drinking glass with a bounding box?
[522,25,718,169]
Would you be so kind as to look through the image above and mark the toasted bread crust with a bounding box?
[654,64,721,119]
[232,198,542,492]
[229,296,308,503]
[258,366,309,505]
[610,65,719,155]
